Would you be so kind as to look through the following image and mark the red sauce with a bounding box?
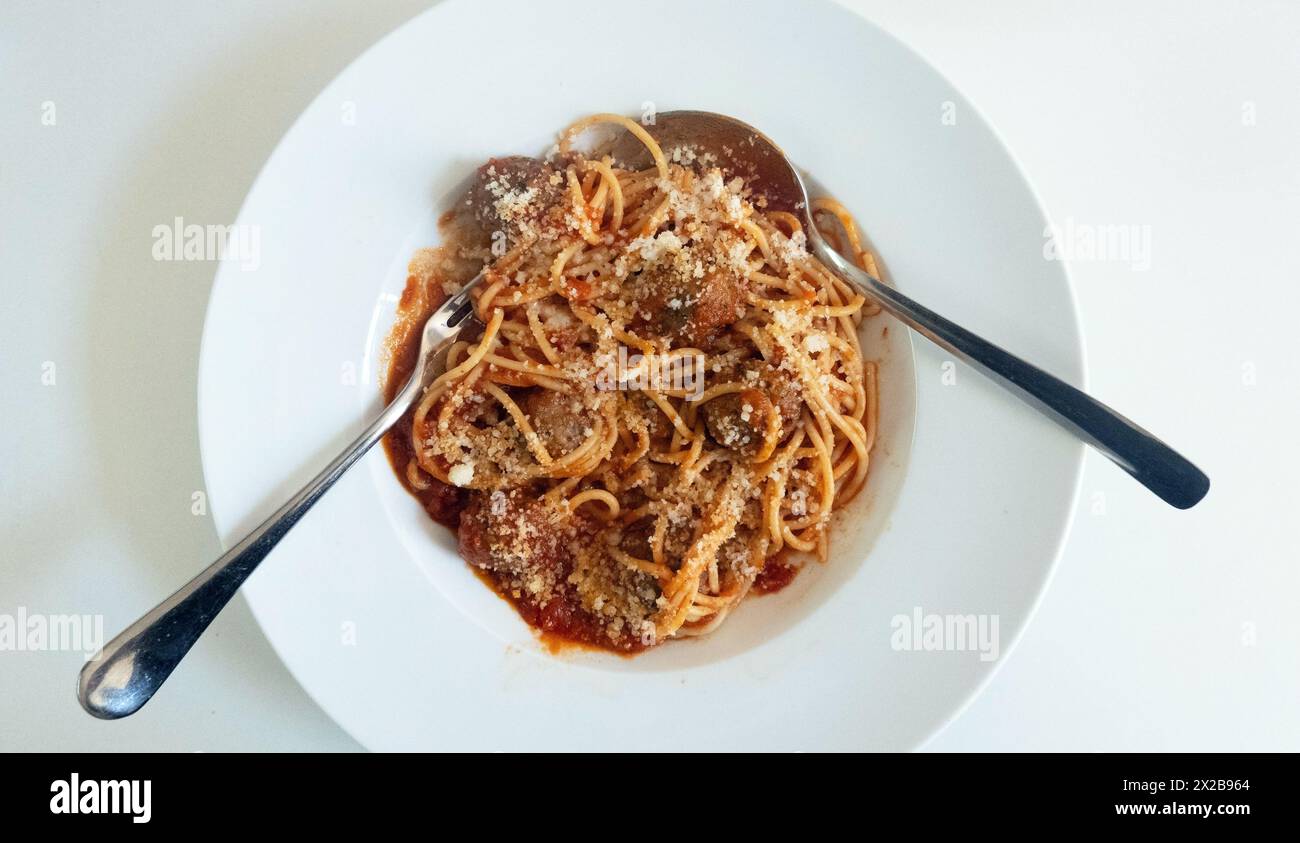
[381,274,468,529]
[465,567,637,656]
[752,556,801,594]
[507,578,649,655]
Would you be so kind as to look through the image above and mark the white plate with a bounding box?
[198,0,1084,751]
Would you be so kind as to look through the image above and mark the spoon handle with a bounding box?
[814,243,1209,509]
[77,397,408,719]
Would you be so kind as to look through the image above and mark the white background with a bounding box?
[2,0,1296,751]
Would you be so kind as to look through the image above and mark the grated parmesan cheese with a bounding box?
[448,463,475,486]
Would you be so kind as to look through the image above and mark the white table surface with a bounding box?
[2,0,1296,752]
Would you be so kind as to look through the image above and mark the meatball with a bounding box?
[702,362,802,455]
[633,259,745,348]
[458,491,569,579]
[464,156,563,247]
[521,388,591,456]
[617,517,655,560]
[615,515,694,565]
[703,388,774,454]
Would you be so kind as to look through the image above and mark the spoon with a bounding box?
[77,275,485,719]
[611,110,1208,510]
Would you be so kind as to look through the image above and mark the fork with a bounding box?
[77,272,486,719]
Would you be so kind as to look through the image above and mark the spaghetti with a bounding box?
[383,113,881,652]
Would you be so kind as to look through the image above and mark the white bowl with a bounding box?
[198,0,1083,750]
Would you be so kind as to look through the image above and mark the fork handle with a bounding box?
[77,387,413,719]
[79,268,488,718]
[813,241,1209,509]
